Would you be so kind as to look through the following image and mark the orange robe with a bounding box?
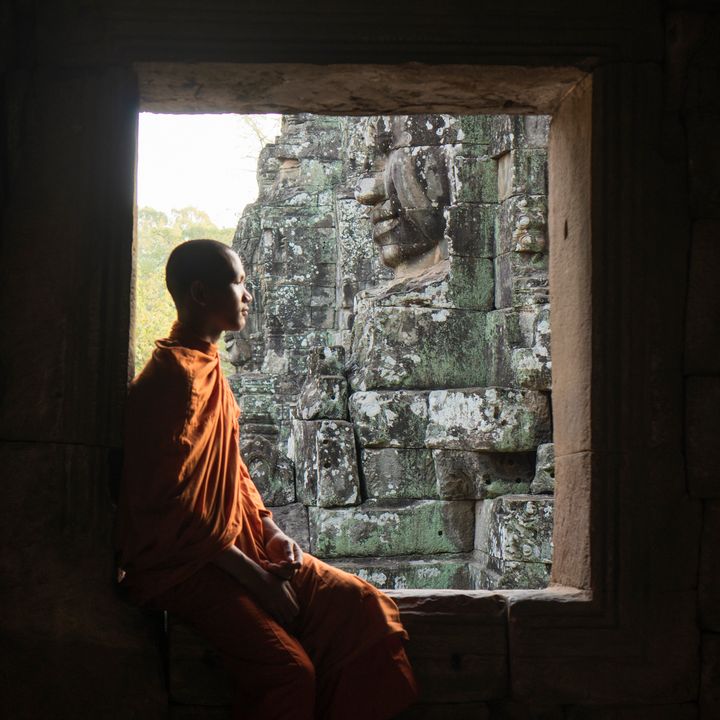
[113,320,418,719]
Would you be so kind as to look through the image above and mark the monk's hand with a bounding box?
[252,569,300,627]
[264,530,304,580]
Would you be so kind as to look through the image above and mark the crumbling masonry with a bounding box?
[227,113,554,590]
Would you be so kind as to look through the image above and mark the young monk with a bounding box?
[113,238,419,719]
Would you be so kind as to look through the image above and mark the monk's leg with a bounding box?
[290,553,419,719]
[318,633,419,720]
[148,563,315,720]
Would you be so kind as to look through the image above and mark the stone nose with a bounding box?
[354,173,385,206]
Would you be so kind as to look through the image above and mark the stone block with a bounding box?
[700,502,720,631]
[530,443,555,494]
[349,390,429,448]
[297,375,348,420]
[347,304,487,391]
[450,155,498,204]
[391,114,465,146]
[290,419,360,507]
[686,376,720,498]
[433,450,535,499]
[513,306,552,391]
[237,393,279,424]
[497,149,547,202]
[267,502,310,550]
[685,221,720,374]
[494,250,549,309]
[444,203,496,258]
[489,115,550,156]
[353,256,493,312]
[496,194,548,256]
[470,552,551,590]
[331,555,471,590]
[240,429,295,506]
[486,307,551,391]
[397,593,508,703]
[307,345,346,375]
[425,388,552,452]
[475,495,554,564]
[309,499,475,557]
[361,448,437,499]
[263,283,312,332]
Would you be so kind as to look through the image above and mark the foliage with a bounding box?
[134,206,235,372]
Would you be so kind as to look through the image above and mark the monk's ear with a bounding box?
[189,279,208,307]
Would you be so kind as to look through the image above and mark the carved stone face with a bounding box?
[354,116,452,276]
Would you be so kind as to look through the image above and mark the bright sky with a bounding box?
[136,113,283,228]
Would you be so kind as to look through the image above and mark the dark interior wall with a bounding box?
[0,2,718,718]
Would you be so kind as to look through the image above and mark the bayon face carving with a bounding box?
[354,116,453,277]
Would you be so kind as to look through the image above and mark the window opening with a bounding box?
[135,112,553,591]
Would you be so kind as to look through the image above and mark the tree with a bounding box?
[134,206,235,372]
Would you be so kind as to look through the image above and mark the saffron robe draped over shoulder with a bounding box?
[113,320,271,606]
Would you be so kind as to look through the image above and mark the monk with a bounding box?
[113,239,419,719]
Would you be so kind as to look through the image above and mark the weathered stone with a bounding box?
[226,112,551,592]
[475,495,554,564]
[331,554,471,590]
[450,155,498,204]
[494,250,549,309]
[425,388,552,452]
[354,255,494,312]
[306,345,346,375]
[444,203,496,258]
[470,553,551,590]
[433,450,534,499]
[513,306,552,390]
[496,194,548,255]
[489,115,551,157]
[497,149,547,202]
[361,448,437,499]
[484,306,551,391]
[347,304,487,391]
[530,443,555,494]
[349,390,429,448]
[267,502,310,550]
[289,418,360,507]
[390,114,465,147]
[309,499,475,557]
[297,375,348,420]
[240,429,295,505]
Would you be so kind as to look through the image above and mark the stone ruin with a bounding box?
[226,112,554,590]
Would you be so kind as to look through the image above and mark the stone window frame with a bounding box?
[132,62,696,705]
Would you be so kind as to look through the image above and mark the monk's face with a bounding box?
[200,250,253,333]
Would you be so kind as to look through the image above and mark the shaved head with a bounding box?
[165,239,236,306]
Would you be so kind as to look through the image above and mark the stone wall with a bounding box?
[228,113,554,589]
